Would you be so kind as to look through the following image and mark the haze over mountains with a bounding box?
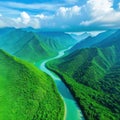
[69,32,91,42]
[0,28,77,62]
[0,28,78,120]
[0,27,120,120]
[68,30,116,53]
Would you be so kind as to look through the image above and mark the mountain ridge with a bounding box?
[68,30,115,53]
[0,28,77,62]
[46,30,120,120]
[0,49,64,120]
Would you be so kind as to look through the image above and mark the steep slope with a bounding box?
[0,29,77,62]
[0,49,64,120]
[15,31,77,62]
[14,34,55,62]
[0,29,32,54]
[37,32,77,50]
[68,30,115,53]
[94,29,120,49]
[46,32,120,120]
[0,29,51,62]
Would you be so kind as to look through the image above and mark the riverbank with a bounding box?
[46,64,86,120]
[39,48,85,120]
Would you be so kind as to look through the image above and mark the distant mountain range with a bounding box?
[47,29,120,120]
[0,27,14,35]
[94,29,120,49]
[67,30,116,53]
[70,32,91,41]
[1,27,120,120]
[0,28,77,62]
[0,27,78,119]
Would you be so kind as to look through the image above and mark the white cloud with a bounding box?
[57,5,81,17]
[35,14,49,20]
[57,7,66,17]
[0,0,120,30]
[14,17,21,23]
[88,31,105,36]
[72,6,81,15]
[0,6,20,17]
[80,0,120,28]
[11,12,31,27]
[87,0,113,17]
[80,17,102,26]
[0,19,6,28]
[0,2,62,12]
[9,12,40,28]
[31,18,40,28]
[20,12,30,25]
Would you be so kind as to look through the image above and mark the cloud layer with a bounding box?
[0,0,120,31]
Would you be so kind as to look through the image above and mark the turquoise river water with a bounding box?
[40,47,85,120]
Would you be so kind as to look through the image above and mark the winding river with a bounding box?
[40,47,84,120]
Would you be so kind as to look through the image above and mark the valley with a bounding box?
[0,28,120,120]
[0,0,120,120]
[47,30,120,120]
[39,47,84,120]
[0,29,76,63]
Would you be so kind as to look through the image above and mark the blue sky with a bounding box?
[0,0,120,31]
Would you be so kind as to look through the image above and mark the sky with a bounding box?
[0,0,120,31]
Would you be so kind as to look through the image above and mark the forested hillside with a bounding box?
[0,49,64,120]
[47,30,120,120]
[0,28,77,62]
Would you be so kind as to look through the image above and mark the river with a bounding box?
[40,47,84,120]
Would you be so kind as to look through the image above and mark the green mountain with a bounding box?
[68,30,115,53]
[0,28,14,36]
[37,32,77,50]
[47,30,120,120]
[0,29,76,62]
[0,29,34,54]
[0,49,64,120]
[94,30,120,49]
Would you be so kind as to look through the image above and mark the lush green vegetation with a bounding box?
[0,29,77,63]
[47,30,120,120]
[0,49,64,120]
[1,28,120,120]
